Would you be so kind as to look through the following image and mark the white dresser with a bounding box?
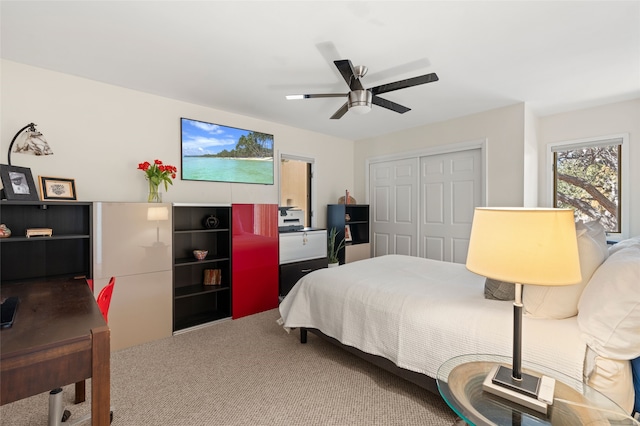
[279,228,328,298]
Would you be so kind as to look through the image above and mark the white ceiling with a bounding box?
[2,1,639,141]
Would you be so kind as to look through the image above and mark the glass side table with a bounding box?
[436,354,635,426]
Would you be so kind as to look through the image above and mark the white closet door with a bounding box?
[420,149,482,263]
[370,158,419,257]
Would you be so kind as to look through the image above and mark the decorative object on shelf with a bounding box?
[338,195,357,204]
[466,208,581,413]
[26,228,53,238]
[0,224,11,238]
[193,249,208,261]
[0,164,39,201]
[345,213,351,222]
[148,184,162,203]
[327,227,345,266]
[344,224,353,242]
[203,269,222,286]
[338,190,356,205]
[202,215,219,229]
[137,159,177,203]
[38,176,77,201]
[7,123,53,166]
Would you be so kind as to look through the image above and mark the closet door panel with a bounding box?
[370,158,419,257]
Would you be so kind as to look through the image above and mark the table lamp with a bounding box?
[7,123,54,165]
[466,208,581,412]
[147,206,169,246]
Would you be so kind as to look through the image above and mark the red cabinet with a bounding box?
[231,204,279,319]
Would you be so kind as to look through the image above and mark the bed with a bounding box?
[279,229,640,416]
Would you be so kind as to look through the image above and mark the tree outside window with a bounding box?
[553,142,621,233]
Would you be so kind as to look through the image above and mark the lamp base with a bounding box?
[482,365,555,414]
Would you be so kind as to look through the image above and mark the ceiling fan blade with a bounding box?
[370,73,439,95]
[330,102,349,119]
[372,95,411,114]
[334,59,364,91]
[286,93,347,100]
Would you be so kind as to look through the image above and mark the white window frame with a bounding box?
[546,133,629,241]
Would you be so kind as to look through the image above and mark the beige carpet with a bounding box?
[0,308,457,425]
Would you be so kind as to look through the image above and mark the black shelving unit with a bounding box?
[172,204,232,332]
[0,200,92,283]
[326,204,370,264]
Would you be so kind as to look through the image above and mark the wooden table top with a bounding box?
[1,278,106,360]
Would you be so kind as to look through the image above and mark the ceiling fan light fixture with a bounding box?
[348,90,372,115]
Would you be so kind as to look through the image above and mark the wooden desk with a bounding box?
[1,278,110,425]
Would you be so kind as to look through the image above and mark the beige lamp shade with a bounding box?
[466,208,582,286]
[147,206,169,221]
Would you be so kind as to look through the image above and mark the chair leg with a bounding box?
[49,386,113,425]
[62,409,113,425]
[48,389,70,426]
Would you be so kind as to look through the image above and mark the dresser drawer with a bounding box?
[279,257,328,297]
[279,230,327,264]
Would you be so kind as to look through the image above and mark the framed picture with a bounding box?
[38,176,77,200]
[344,224,353,242]
[0,164,39,201]
[181,117,274,185]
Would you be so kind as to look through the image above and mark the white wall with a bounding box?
[1,60,354,227]
[538,98,640,237]
[523,105,540,207]
[354,103,526,207]
[353,97,639,238]
[5,60,636,236]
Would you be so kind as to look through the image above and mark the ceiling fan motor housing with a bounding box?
[348,89,372,114]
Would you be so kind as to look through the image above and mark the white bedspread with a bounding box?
[279,255,587,383]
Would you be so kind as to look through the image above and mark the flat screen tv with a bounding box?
[181,117,274,185]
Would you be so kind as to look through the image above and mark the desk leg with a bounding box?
[74,381,86,404]
[91,326,110,426]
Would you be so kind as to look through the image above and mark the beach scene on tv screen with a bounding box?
[181,118,274,185]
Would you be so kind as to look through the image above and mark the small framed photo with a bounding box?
[38,176,77,201]
[344,224,353,242]
[0,165,39,201]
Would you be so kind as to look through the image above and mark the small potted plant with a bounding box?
[327,227,346,267]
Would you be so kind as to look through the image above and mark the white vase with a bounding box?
[328,262,339,268]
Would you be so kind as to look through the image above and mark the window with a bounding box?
[550,135,628,237]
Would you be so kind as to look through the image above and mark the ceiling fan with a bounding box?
[286,59,439,119]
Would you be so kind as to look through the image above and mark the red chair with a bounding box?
[49,277,115,425]
[97,277,115,323]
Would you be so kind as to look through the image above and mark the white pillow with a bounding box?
[576,220,609,260]
[577,240,640,360]
[587,356,634,414]
[608,235,640,256]
[523,223,607,319]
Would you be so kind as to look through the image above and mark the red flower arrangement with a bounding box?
[138,159,177,202]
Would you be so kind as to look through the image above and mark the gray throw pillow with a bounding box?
[484,278,515,300]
